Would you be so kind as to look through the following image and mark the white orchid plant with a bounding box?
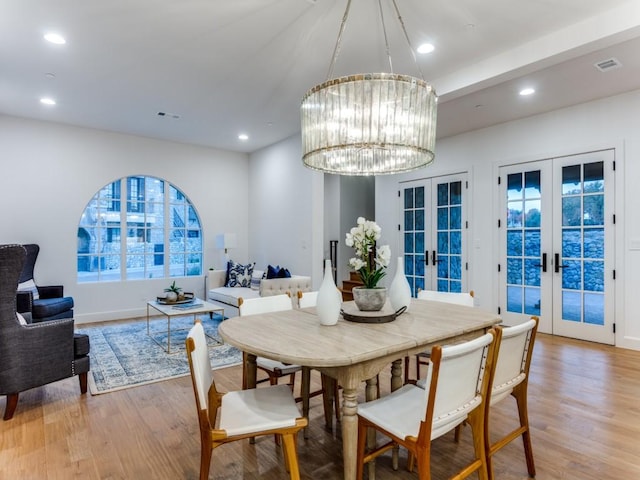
[345,217,391,289]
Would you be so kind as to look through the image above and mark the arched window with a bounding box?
[77,176,203,282]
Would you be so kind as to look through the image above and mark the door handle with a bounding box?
[554,253,566,273]
[534,253,547,273]
[425,251,429,266]
[431,250,439,265]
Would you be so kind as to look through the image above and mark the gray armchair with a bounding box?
[16,244,74,322]
[0,244,90,420]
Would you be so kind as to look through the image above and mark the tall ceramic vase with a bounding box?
[389,256,412,313]
[317,259,342,326]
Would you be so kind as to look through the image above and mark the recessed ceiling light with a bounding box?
[40,97,56,105]
[238,134,249,141]
[44,33,66,45]
[417,43,435,54]
[519,88,535,96]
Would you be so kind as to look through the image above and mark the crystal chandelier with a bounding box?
[301,0,437,176]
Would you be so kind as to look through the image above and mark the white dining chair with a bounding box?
[239,293,326,438]
[484,316,539,479]
[297,290,318,309]
[356,329,497,480]
[238,294,299,389]
[404,289,475,384]
[186,320,307,480]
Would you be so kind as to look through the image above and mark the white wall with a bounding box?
[248,135,324,288]
[376,88,640,350]
[0,114,249,323]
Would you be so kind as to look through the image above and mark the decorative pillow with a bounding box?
[250,269,264,291]
[266,264,281,279]
[225,260,254,288]
[18,279,39,300]
[277,267,291,278]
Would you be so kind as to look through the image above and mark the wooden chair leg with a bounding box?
[79,372,88,394]
[514,387,536,477]
[301,368,311,438]
[199,432,213,480]
[404,355,411,384]
[282,433,301,480]
[3,393,19,420]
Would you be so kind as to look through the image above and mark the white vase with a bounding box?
[317,259,342,326]
[389,256,412,313]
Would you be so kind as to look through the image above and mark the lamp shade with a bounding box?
[301,73,437,175]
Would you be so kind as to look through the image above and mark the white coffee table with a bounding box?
[146,298,225,353]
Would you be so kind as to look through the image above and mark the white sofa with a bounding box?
[207,269,312,318]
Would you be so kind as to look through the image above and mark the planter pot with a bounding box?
[352,286,387,312]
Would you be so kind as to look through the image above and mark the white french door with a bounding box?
[400,174,469,296]
[498,150,615,344]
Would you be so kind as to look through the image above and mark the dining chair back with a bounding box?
[356,329,497,480]
[239,293,293,316]
[239,293,327,438]
[406,289,475,384]
[485,317,539,479]
[186,321,307,480]
[416,289,475,306]
[296,290,318,309]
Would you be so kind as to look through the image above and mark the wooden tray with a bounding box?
[341,302,406,323]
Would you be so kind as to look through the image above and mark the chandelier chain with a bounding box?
[392,0,424,80]
[326,0,353,81]
[378,0,394,73]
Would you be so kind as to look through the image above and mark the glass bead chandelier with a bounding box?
[301,0,437,176]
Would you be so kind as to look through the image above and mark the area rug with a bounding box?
[76,314,242,394]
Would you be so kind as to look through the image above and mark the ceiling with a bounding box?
[1,0,640,154]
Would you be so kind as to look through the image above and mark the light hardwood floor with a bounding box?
[2,333,640,479]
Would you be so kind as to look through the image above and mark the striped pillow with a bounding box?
[18,279,39,300]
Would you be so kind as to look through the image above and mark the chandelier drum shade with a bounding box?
[301,73,437,175]
[300,0,438,176]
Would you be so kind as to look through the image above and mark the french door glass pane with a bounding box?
[436,181,462,292]
[403,186,425,295]
[560,162,605,325]
[506,171,542,315]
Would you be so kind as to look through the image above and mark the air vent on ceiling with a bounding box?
[594,58,622,72]
[157,111,181,119]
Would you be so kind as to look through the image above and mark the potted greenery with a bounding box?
[164,281,183,303]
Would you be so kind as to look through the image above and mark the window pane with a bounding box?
[404,188,413,209]
[524,287,541,316]
[584,229,604,259]
[78,176,202,282]
[437,208,448,230]
[562,165,581,195]
[584,260,604,292]
[524,230,540,257]
[524,200,541,227]
[450,231,462,255]
[562,197,581,226]
[437,256,448,279]
[524,170,541,198]
[507,258,523,285]
[507,231,522,256]
[450,181,462,205]
[438,232,449,254]
[507,286,523,313]
[450,206,461,229]
[583,195,604,226]
[507,173,522,201]
[507,202,523,228]
[583,162,604,193]
[562,260,582,290]
[415,187,424,208]
[524,259,541,287]
[562,291,581,322]
[584,293,604,325]
[450,256,462,280]
[415,209,424,230]
[437,183,448,206]
[562,228,582,258]
[404,210,414,230]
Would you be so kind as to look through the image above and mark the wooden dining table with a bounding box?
[218,298,501,480]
